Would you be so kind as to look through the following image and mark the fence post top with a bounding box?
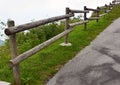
[112,0,115,3]
[84,6,87,10]
[66,7,70,11]
[105,4,107,6]
[66,7,70,14]
[7,19,14,23]
[66,7,69,9]
[97,6,99,9]
[84,6,87,8]
[7,19,15,27]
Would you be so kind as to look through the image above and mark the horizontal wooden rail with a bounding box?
[106,10,111,13]
[5,14,74,35]
[98,7,108,10]
[99,13,107,17]
[116,1,120,3]
[109,4,114,7]
[69,9,89,13]
[9,28,73,67]
[105,4,113,7]
[86,8,99,12]
[105,4,108,7]
[98,8,103,10]
[98,6,111,11]
[111,3,115,5]
[86,17,99,20]
[69,20,89,28]
[116,1,120,2]
[112,1,116,3]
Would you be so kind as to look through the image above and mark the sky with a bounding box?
[0,0,113,40]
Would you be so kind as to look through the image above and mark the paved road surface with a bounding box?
[46,18,120,85]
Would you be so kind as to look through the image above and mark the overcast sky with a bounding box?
[0,0,112,40]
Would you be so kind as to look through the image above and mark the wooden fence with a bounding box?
[5,0,118,85]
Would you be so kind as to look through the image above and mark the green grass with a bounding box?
[0,4,120,85]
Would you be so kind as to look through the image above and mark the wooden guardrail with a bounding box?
[5,14,74,35]
[5,0,119,85]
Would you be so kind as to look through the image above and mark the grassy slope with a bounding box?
[0,4,120,85]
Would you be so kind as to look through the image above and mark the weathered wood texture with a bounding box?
[110,3,114,7]
[86,17,99,20]
[99,13,107,17]
[64,7,70,44]
[9,28,73,67]
[69,9,89,13]
[105,4,108,7]
[112,0,116,4]
[106,10,111,13]
[104,4,107,13]
[69,20,89,28]
[85,7,99,12]
[7,20,21,85]
[111,1,116,6]
[96,7,99,22]
[5,14,74,35]
[84,6,87,30]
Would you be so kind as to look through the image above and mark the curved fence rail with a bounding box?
[4,0,119,85]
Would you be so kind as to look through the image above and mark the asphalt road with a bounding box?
[46,18,120,85]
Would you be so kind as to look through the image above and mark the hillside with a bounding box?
[0,4,120,85]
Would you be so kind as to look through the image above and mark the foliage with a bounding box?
[91,6,108,17]
[11,22,64,54]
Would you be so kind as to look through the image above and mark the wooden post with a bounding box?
[7,20,21,85]
[65,7,70,44]
[96,7,99,23]
[112,0,115,6]
[104,4,107,18]
[84,6,87,30]
[110,2,113,8]
[105,4,107,13]
[112,1,115,7]
[110,3,113,10]
[109,3,111,10]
